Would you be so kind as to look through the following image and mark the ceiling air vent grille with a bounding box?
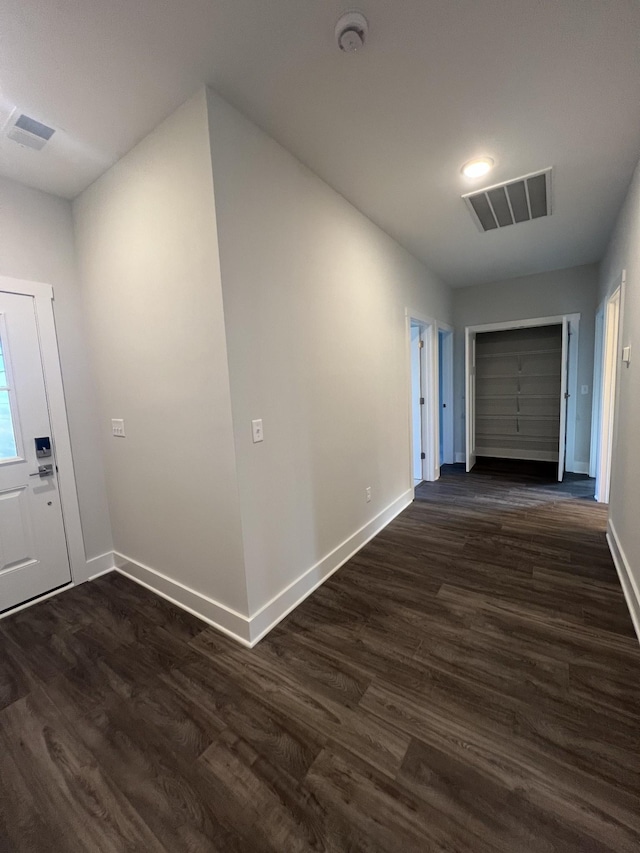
[463,168,552,233]
[7,114,56,151]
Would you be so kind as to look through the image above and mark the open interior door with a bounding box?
[465,328,477,472]
[557,317,569,482]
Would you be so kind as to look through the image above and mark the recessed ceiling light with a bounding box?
[462,157,494,178]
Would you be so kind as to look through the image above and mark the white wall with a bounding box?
[453,264,598,471]
[598,157,640,625]
[0,175,112,566]
[73,90,249,620]
[206,89,452,628]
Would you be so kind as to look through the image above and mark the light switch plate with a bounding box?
[251,419,263,443]
[581,385,589,395]
[111,419,125,437]
[622,345,632,365]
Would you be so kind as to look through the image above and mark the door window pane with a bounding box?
[0,390,17,460]
[0,337,7,387]
[0,335,17,460]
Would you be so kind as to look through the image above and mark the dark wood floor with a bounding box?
[1,462,640,852]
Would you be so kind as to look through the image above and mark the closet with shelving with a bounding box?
[474,325,563,462]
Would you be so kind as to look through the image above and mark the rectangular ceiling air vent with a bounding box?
[7,114,55,151]
[463,168,552,233]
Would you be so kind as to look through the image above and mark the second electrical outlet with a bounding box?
[366,486,372,502]
[252,419,263,443]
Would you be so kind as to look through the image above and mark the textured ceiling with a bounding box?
[2,0,640,286]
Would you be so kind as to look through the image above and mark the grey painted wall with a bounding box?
[207,89,452,616]
[73,90,249,615]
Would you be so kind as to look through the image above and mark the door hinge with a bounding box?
[418,340,424,349]
[420,452,426,460]
[420,397,425,405]
[564,392,570,399]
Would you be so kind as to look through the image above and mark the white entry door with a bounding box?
[0,291,71,613]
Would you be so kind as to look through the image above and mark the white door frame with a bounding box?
[410,323,423,481]
[595,276,624,503]
[589,305,604,480]
[0,276,86,595]
[406,309,438,487]
[464,313,581,475]
[438,323,454,466]
[557,317,570,482]
[465,326,477,472]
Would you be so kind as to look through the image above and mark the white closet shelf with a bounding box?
[476,348,562,360]
[476,372,561,379]
[476,434,559,443]
[476,447,559,462]
[476,393,559,400]
[476,414,559,421]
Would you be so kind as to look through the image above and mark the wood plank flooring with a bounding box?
[1,460,639,852]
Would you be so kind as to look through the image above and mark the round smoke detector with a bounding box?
[335,11,368,52]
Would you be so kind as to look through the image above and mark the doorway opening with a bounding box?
[438,326,454,467]
[465,314,579,482]
[594,280,623,503]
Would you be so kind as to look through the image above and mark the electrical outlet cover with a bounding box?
[111,418,125,437]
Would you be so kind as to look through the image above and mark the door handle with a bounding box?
[30,464,54,478]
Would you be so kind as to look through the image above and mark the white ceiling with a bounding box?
[2,0,640,287]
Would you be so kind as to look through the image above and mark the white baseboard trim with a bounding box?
[607,519,640,645]
[1,552,115,619]
[455,452,465,464]
[109,488,413,648]
[0,582,74,621]
[568,461,590,475]
[86,551,116,581]
[247,488,414,645]
[113,552,252,646]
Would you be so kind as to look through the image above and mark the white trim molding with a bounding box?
[595,275,625,503]
[112,487,413,647]
[571,462,590,476]
[0,582,74,621]
[590,304,605,480]
[114,552,252,645]
[406,308,439,484]
[0,552,115,620]
[86,552,116,580]
[607,519,640,645]
[248,488,413,644]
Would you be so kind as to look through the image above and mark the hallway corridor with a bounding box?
[0,463,638,852]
